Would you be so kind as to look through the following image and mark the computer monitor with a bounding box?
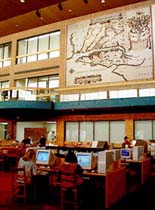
[120,148,132,159]
[76,152,95,170]
[36,149,55,166]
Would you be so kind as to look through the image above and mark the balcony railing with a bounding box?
[1,79,155,103]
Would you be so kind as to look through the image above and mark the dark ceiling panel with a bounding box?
[0,0,148,38]
[0,0,64,21]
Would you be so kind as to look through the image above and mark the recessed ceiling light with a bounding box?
[20,0,26,3]
[68,9,72,13]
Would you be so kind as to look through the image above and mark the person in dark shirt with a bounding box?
[38,134,46,147]
[59,150,84,192]
[21,136,32,145]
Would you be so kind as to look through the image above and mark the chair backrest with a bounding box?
[16,167,26,184]
[60,163,82,188]
[12,167,27,202]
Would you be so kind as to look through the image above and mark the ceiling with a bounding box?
[0,0,148,38]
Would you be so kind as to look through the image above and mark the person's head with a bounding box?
[65,150,77,163]
[124,136,129,141]
[22,149,36,162]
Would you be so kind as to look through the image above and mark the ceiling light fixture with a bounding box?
[58,0,63,11]
[83,0,88,3]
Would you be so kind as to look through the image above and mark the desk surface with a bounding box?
[83,167,125,177]
[125,157,150,163]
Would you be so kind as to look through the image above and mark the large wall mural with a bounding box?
[66,6,152,86]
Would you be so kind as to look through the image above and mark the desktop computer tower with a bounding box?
[132,146,144,161]
[97,150,114,173]
[111,149,121,161]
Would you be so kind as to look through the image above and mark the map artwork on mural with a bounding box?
[66,6,152,86]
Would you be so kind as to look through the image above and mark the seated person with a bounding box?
[59,151,93,208]
[38,134,46,147]
[21,136,32,146]
[122,136,131,148]
[17,149,37,184]
[59,150,84,187]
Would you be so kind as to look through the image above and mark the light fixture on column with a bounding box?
[58,0,63,11]
[83,0,88,3]
[35,10,43,20]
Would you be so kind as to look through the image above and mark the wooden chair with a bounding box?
[60,163,81,210]
[48,166,61,205]
[0,150,6,171]
[12,167,27,203]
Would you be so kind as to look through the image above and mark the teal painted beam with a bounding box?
[54,96,155,110]
[0,100,53,110]
[0,97,154,111]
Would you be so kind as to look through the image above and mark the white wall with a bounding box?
[16,121,56,142]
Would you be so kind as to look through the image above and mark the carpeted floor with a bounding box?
[0,170,155,210]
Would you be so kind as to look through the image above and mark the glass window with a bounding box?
[0,45,3,60]
[17,39,27,64]
[27,37,38,62]
[60,94,79,102]
[139,88,155,97]
[0,43,11,67]
[65,122,78,142]
[38,34,49,60]
[110,121,125,143]
[3,43,11,66]
[80,122,93,142]
[16,31,60,64]
[134,120,152,139]
[49,75,59,88]
[27,78,38,95]
[94,121,109,141]
[38,77,48,88]
[38,77,48,94]
[153,121,155,140]
[4,43,11,58]
[80,91,107,100]
[109,89,137,98]
[1,81,9,88]
[15,79,27,88]
[49,31,60,58]
[28,78,38,88]
[0,45,3,68]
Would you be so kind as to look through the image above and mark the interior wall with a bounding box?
[16,121,56,142]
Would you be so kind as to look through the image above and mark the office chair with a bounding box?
[60,164,81,210]
[12,167,27,203]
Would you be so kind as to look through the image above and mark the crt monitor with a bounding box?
[76,152,94,170]
[120,148,132,159]
[36,149,55,166]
